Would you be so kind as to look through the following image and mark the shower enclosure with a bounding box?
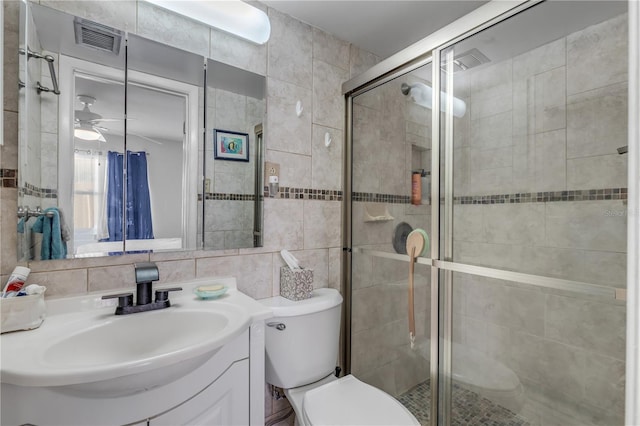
[343,1,629,425]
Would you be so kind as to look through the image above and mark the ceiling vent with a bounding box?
[452,48,490,72]
[74,17,123,55]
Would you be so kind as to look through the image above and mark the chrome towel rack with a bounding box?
[17,206,54,219]
[18,47,60,95]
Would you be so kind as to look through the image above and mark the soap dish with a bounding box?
[194,285,228,300]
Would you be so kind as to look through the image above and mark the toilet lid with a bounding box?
[302,375,419,426]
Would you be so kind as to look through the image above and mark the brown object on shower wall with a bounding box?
[411,171,422,205]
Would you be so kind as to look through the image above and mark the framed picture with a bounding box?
[213,129,249,162]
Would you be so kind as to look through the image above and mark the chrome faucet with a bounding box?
[102,262,182,315]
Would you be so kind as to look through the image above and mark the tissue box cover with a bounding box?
[280,266,314,301]
[0,292,46,334]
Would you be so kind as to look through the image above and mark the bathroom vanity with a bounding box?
[0,277,272,426]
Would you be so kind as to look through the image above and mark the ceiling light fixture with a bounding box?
[74,123,104,141]
[401,82,467,118]
[144,0,271,45]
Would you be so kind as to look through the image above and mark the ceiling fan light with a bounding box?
[74,126,102,141]
[143,0,271,45]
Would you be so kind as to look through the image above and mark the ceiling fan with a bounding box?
[73,95,162,145]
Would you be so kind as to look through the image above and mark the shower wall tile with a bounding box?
[453,204,484,242]
[136,2,209,57]
[469,60,512,121]
[357,357,397,397]
[267,8,313,89]
[313,28,350,71]
[512,136,536,193]
[566,13,628,96]
[312,60,348,130]
[266,150,311,188]
[533,66,566,134]
[545,201,627,252]
[303,200,341,249]
[566,154,627,190]
[511,77,534,138]
[470,111,512,150]
[567,82,628,159]
[311,125,342,190]
[582,353,626,413]
[210,28,267,76]
[468,166,513,196]
[545,294,626,360]
[535,129,566,191]
[42,0,137,32]
[512,38,566,81]
[196,253,273,300]
[470,146,512,171]
[482,203,546,246]
[266,78,312,155]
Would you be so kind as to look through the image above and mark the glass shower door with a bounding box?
[350,62,434,424]
[439,2,628,425]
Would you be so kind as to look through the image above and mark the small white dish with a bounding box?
[194,285,229,299]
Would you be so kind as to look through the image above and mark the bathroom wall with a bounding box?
[2,1,379,423]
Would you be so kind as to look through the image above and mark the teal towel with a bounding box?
[31,208,67,260]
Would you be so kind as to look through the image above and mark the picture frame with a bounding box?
[213,129,249,162]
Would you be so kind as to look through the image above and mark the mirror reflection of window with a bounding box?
[72,149,106,248]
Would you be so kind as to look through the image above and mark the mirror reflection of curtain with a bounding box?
[102,150,154,241]
[73,150,106,246]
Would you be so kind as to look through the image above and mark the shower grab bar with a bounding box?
[18,47,61,95]
[353,247,625,301]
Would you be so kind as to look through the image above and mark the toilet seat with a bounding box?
[302,375,420,426]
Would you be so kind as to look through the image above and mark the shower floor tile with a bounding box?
[398,380,530,426]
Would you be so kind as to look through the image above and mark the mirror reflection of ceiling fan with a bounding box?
[73,95,162,145]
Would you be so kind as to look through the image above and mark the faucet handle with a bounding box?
[155,287,182,302]
[102,292,134,308]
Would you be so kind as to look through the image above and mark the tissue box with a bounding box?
[0,292,46,334]
[280,266,314,301]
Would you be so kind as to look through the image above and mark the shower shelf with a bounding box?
[363,203,394,222]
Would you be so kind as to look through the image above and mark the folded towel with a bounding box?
[17,217,25,234]
[31,207,67,260]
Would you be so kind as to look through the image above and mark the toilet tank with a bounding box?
[261,288,343,389]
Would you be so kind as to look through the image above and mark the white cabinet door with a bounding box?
[151,360,249,426]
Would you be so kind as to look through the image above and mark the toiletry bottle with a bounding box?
[2,266,31,298]
[411,171,422,205]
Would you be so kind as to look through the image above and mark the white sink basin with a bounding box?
[0,279,257,397]
[44,309,228,367]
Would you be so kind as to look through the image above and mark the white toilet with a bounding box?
[261,288,419,426]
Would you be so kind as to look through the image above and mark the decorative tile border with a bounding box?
[267,187,343,201]
[455,188,627,204]
[353,191,410,204]
[353,188,628,205]
[16,180,58,198]
[203,193,255,201]
[0,169,17,188]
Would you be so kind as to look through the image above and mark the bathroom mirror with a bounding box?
[17,3,266,261]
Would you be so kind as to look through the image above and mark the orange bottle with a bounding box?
[411,172,422,205]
